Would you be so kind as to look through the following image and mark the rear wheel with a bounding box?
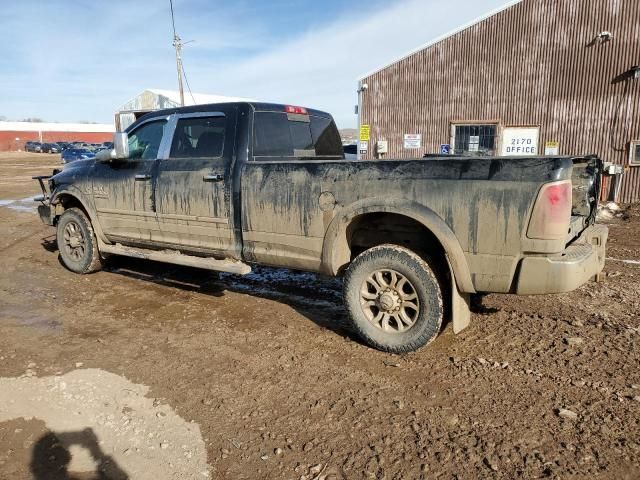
[56,207,103,274]
[343,244,443,353]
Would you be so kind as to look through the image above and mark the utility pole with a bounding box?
[170,0,185,106]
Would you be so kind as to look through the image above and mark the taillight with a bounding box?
[285,105,308,115]
[527,180,572,240]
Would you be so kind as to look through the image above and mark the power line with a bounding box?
[181,61,196,105]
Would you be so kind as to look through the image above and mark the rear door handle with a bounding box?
[134,174,151,181]
[203,174,224,182]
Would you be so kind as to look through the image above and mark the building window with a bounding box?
[630,140,640,166]
[452,124,497,156]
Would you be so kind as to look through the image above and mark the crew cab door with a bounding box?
[153,111,238,256]
[92,117,169,242]
[241,108,344,271]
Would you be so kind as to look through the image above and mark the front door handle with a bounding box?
[203,174,224,182]
[134,174,151,181]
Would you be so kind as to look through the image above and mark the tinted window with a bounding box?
[253,112,344,159]
[128,119,167,160]
[343,144,357,154]
[170,116,225,158]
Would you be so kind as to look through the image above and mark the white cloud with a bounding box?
[0,0,514,126]
[186,0,514,128]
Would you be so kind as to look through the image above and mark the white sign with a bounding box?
[502,127,539,156]
[403,134,422,149]
[359,141,368,154]
[468,135,480,152]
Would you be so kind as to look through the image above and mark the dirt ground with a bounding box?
[0,151,638,480]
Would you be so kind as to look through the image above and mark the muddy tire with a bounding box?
[343,244,443,353]
[56,207,103,274]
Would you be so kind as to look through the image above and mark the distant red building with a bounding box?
[0,121,115,151]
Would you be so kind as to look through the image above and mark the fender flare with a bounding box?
[320,197,475,294]
[50,187,108,244]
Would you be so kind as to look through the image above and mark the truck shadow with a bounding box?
[31,428,128,480]
[41,237,483,344]
[103,255,359,344]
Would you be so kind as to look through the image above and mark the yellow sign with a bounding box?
[359,124,370,142]
[544,141,559,155]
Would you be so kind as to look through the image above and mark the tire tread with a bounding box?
[343,244,443,353]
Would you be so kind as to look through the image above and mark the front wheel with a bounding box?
[56,207,103,274]
[343,244,443,353]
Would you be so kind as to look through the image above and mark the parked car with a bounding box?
[42,143,61,154]
[34,102,607,353]
[25,141,43,152]
[102,141,114,149]
[56,142,72,151]
[60,148,96,164]
[343,143,358,159]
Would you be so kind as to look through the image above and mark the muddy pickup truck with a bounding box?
[34,102,608,352]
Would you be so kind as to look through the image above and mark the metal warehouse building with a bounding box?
[357,0,640,202]
[115,89,252,131]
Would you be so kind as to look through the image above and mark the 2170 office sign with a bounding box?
[502,127,539,156]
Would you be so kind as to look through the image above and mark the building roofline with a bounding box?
[357,0,522,81]
[117,88,255,112]
[0,121,115,133]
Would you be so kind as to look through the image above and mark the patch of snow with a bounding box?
[607,257,640,265]
[597,202,623,221]
[8,205,36,212]
[0,197,38,213]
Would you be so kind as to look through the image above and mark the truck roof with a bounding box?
[136,102,334,123]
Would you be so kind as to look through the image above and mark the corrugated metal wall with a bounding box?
[360,0,640,202]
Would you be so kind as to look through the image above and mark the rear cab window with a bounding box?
[169,116,226,158]
[252,109,344,160]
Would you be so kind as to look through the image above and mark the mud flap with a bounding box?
[452,279,471,334]
[447,257,471,333]
[37,205,53,226]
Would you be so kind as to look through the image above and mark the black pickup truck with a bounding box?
[34,102,607,352]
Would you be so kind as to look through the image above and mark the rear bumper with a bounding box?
[515,224,608,295]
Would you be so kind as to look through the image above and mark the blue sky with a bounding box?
[0,0,512,128]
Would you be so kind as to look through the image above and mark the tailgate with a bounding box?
[569,155,602,240]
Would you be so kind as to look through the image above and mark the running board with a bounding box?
[99,243,252,275]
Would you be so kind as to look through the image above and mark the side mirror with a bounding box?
[96,132,129,163]
[113,132,129,159]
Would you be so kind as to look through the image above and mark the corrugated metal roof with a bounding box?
[357,0,523,80]
[0,122,115,133]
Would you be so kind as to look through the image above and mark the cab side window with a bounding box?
[169,116,226,158]
[128,120,167,160]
